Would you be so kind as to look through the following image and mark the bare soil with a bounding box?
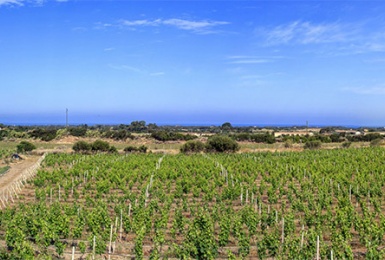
[0,155,40,194]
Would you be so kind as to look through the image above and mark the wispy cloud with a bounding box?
[108,64,143,74]
[150,72,165,77]
[260,21,356,46]
[226,55,282,65]
[119,18,229,34]
[108,64,164,77]
[0,0,65,6]
[0,0,23,6]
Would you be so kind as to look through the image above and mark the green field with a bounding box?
[0,166,10,175]
[1,148,385,259]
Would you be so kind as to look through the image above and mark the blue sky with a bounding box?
[1,0,385,126]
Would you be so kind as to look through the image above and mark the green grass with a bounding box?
[0,166,10,175]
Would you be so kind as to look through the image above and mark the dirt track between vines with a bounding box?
[0,156,39,194]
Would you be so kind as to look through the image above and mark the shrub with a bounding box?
[180,140,205,153]
[138,145,148,153]
[151,131,197,141]
[68,127,87,137]
[16,141,36,153]
[304,140,322,150]
[124,145,148,153]
[29,128,57,141]
[91,140,110,152]
[73,141,91,153]
[206,135,239,153]
[104,130,134,141]
[284,140,293,148]
[341,141,352,148]
[109,146,118,153]
[370,138,383,147]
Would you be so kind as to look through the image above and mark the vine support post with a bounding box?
[71,246,75,260]
[92,235,96,260]
[120,209,123,240]
[349,185,352,202]
[109,224,113,257]
[300,225,304,249]
[316,235,320,260]
[281,217,285,244]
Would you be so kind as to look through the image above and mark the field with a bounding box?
[1,147,385,259]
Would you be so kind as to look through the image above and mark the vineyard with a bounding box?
[1,148,385,259]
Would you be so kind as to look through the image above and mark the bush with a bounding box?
[180,140,205,153]
[151,131,197,142]
[284,140,293,148]
[124,145,148,153]
[109,146,118,153]
[104,130,134,141]
[370,138,383,147]
[341,141,352,148]
[138,145,148,153]
[91,140,110,152]
[68,127,87,137]
[73,141,91,153]
[304,140,322,150]
[206,135,239,153]
[16,141,36,153]
[29,128,57,141]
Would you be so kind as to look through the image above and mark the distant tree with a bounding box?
[206,135,239,153]
[124,145,148,153]
[73,141,91,153]
[104,130,133,141]
[370,138,383,147]
[29,128,57,141]
[304,140,322,150]
[16,141,36,153]
[68,127,87,137]
[180,140,205,154]
[221,122,233,130]
[138,145,148,153]
[108,146,118,154]
[151,131,197,142]
[147,123,158,130]
[319,127,334,134]
[341,141,352,148]
[130,121,146,132]
[91,140,110,152]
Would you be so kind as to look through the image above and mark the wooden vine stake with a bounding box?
[300,225,304,249]
[92,235,96,260]
[120,209,123,240]
[281,218,285,244]
[316,235,320,260]
[109,224,113,259]
[71,246,75,260]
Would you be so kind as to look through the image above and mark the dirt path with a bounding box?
[0,155,40,194]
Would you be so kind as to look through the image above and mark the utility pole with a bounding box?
[66,108,68,128]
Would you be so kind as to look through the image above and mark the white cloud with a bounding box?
[0,0,64,6]
[226,55,281,65]
[0,0,23,6]
[120,18,229,33]
[261,21,355,45]
[108,64,143,73]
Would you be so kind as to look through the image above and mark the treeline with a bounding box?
[72,140,148,154]
[151,131,197,142]
[181,136,239,153]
